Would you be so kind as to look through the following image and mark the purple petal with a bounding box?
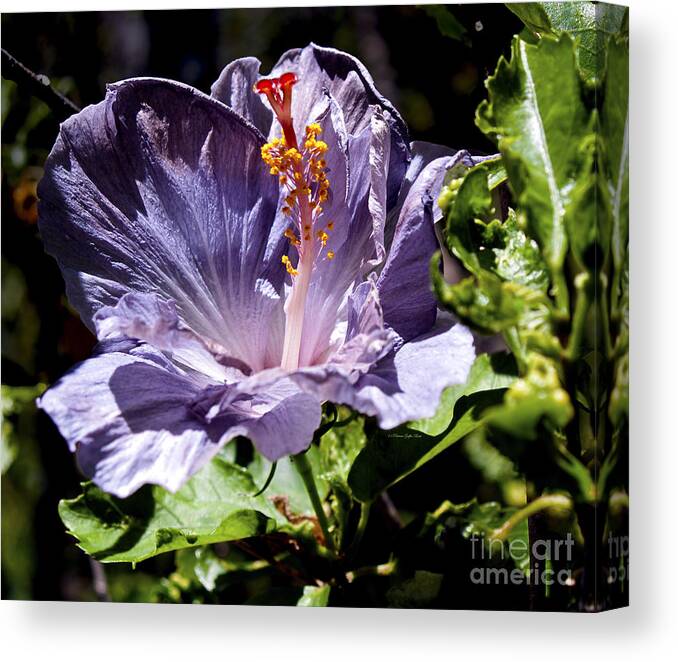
[212,44,409,194]
[210,57,273,136]
[289,315,475,430]
[297,107,394,366]
[94,292,249,384]
[198,377,322,461]
[39,339,323,495]
[38,78,286,372]
[352,316,475,428]
[38,347,227,498]
[377,148,482,341]
[329,278,397,372]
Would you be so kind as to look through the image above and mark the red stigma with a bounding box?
[278,72,298,87]
[254,78,275,94]
[253,72,298,106]
[254,71,299,149]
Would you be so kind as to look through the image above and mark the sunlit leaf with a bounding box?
[477,34,591,292]
[297,584,330,607]
[59,458,285,563]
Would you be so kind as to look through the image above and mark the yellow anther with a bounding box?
[327,221,334,231]
[281,255,299,277]
[260,120,333,251]
[284,228,300,246]
[327,251,335,260]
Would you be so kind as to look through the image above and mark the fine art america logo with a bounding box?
[469,534,576,587]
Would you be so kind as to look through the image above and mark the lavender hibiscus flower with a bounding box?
[37,44,478,498]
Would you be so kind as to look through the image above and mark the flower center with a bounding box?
[255,72,335,370]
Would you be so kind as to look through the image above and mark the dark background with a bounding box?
[1,4,523,602]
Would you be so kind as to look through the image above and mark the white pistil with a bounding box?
[256,77,333,371]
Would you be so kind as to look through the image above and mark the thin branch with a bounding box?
[346,559,396,583]
[1,48,80,121]
[89,559,111,602]
[490,494,573,543]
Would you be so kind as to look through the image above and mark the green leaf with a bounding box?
[437,159,554,338]
[462,432,518,485]
[319,409,367,491]
[442,158,505,273]
[489,353,573,439]
[173,545,270,595]
[175,547,227,593]
[435,498,529,575]
[562,121,612,269]
[249,445,328,517]
[297,584,331,607]
[539,2,628,84]
[509,2,629,83]
[59,458,285,563]
[424,5,470,46]
[433,270,548,335]
[609,347,628,426]
[347,353,518,502]
[477,34,591,296]
[440,156,549,292]
[506,3,553,36]
[490,210,550,292]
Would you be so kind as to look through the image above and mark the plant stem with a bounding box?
[292,452,336,555]
[346,559,397,583]
[89,559,111,602]
[346,501,371,558]
[490,493,573,542]
[565,272,591,360]
[552,268,571,321]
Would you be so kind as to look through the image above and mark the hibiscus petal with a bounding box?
[210,56,273,136]
[377,148,482,341]
[288,315,475,429]
[37,347,227,498]
[40,341,323,495]
[298,107,396,366]
[212,44,410,203]
[38,77,285,371]
[349,317,475,428]
[94,292,248,384]
[201,377,322,461]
